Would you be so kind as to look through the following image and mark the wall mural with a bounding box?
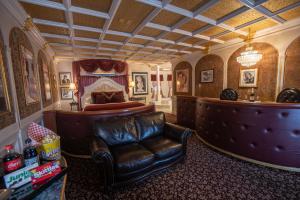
[227,42,278,102]
[173,61,192,96]
[38,50,52,107]
[0,30,15,129]
[9,27,40,119]
[283,36,300,90]
[195,54,224,98]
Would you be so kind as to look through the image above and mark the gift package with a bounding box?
[1,122,62,189]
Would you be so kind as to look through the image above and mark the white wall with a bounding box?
[0,1,57,155]
[171,19,300,97]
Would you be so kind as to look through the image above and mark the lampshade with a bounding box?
[129,81,135,87]
[69,83,76,90]
[237,46,262,67]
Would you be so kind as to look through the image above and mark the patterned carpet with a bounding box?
[64,134,300,200]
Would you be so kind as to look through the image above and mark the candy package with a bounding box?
[27,123,61,161]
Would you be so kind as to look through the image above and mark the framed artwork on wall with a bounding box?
[42,60,51,100]
[132,72,148,95]
[20,45,39,105]
[0,52,10,112]
[200,69,214,83]
[175,69,189,93]
[239,68,258,87]
[59,72,71,86]
[60,87,73,100]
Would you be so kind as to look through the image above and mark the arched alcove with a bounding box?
[173,61,192,96]
[283,36,300,89]
[9,27,41,119]
[195,54,224,98]
[227,42,278,101]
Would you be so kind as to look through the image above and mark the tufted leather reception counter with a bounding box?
[176,95,300,171]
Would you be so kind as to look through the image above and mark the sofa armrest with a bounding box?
[90,137,114,187]
[164,122,192,145]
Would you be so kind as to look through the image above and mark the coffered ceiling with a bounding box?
[19,0,300,63]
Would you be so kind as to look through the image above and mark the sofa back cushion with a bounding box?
[134,112,165,141]
[94,117,138,146]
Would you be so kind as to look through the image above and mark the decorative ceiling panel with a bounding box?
[99,43,121,49]
[72,0,112,13]
[36,24,69,36]
[171,0,211,11]
[128,38,148,45]
[21,2,66,23]
[202,0,243,20]
[184,37,205,45]
[104,34,127,42]
[46,38,71,44]
[73,13,105,28]
[152,10,184,26]
[179,19,207,32]
[74,30,100,39]
[279,7,300,20]
[163,33,184,41]
[138,27,162,37]
[110,0,154,33]
[224,10,264,27]
[74,40,97,47]
[201,27,227,37]
[240,19,277,32]
[262,0,300,12]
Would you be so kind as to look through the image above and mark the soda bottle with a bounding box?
[2,144,23,174]
[23,138,39,167]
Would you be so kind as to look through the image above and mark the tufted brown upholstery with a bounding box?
[276,88,300,103]
[220,88,238,101]
[43,104,155,156]
[176,96,197,129]
[177,96,300,169]
[83,101,145,111]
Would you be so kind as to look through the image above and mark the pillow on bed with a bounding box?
[95,94,107,104]
[110,92,125,103]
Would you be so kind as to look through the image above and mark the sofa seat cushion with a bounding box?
[142,136,182,159]
[112,143,155,173]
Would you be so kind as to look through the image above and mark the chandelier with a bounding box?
[237,46,262,67]
[236,28,262,67]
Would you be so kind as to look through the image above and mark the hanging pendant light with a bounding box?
[236,29,262,67]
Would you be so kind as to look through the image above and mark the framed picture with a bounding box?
[175,69,189,93]
[59,72,71,86]
[42,60,51,100]
[200,69,214,83]
[20,45,39,105]
[0,52,10,112]
[60,87,73,100]
[132,72,148,95]
[239,68,258,87]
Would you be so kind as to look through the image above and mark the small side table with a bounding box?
[70,102,78,111]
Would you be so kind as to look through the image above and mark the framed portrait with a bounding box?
[42,60,51,100]
[60,87,73,100]
[20,45,39,105]
[175,69,189,93]
[0,52,10,113]
[59,72,71,86]
[200,69,214,83]
[239,68,258,87]
[132,72,148,95]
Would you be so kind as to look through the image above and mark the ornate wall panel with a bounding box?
[9,27,41,119]
[195,54,224,98]
[173,61,192,96]
[283,36,300,89]
[227,42,278,101]
[38,50,52,107]
[49,60,59,103]
[0,30,15,129]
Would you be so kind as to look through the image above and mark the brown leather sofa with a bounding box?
[91,112,192,192]
[43,104,155,156]
[83,101,145,111]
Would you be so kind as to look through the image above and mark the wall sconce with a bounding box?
[129,81,135,88]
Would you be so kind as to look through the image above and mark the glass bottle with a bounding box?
[2,144,23,174]
[23,138,39,167]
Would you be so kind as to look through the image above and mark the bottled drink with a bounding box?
[23,138,39,167]
[2,144,23,174]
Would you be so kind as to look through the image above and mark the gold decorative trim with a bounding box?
[195,133,300,172]
[23,17,35,32]
[62,150,92,159]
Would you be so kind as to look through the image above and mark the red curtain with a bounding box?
[72,59,128,110]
